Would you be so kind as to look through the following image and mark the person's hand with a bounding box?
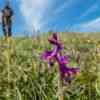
[11,15,14,23]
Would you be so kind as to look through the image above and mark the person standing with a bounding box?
[1,2,13,37]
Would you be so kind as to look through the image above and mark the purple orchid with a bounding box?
[57,53,80,82]
[41,33,80,83]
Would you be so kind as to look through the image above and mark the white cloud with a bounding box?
[17,0,49,33]
[53,0,73,15]
[71,17,100,32]
[17,0,76,33]
[40,0,75,30]
[79,2,99,19]
[83,17,100,29]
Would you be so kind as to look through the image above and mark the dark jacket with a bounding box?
[2,5,13,25]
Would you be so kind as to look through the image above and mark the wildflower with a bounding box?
[48,33,64,49]
[57,53,80,81]
[41,33,80,83]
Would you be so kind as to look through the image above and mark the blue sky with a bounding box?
[0,0,100,36]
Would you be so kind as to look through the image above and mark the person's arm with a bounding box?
[10,9,14,17]
[10,9,14,22]
[0,11,2,24]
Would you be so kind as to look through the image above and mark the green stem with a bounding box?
[58,68,64,100]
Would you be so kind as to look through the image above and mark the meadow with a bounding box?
[0,32,100,100]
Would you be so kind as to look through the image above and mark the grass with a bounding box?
[0,32,100,100]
